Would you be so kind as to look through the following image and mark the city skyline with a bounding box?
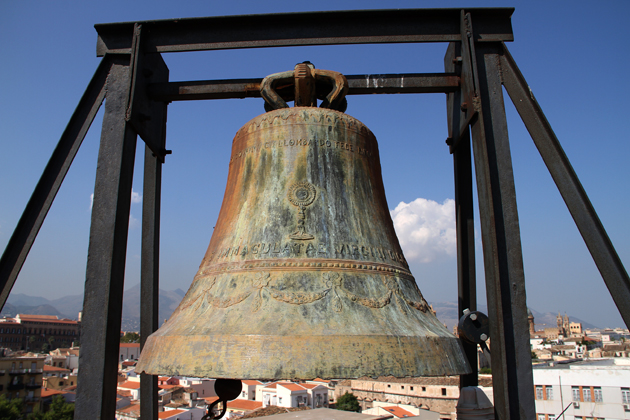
[1,1,629,329]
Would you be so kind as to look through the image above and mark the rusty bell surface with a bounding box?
[136,66,470,380]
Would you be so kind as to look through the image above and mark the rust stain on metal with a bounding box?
[137,65,470,380]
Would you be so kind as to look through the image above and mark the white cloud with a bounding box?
[390,198,456,263]
[131,190,142,204]
[89,190,141,211]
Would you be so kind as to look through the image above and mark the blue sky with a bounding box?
[1,1,628,329]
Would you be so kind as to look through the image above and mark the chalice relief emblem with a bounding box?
[288,181,317,240]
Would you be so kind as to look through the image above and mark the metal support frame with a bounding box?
[1,8,628,420]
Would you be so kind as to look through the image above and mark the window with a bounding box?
[546,387,553,401]
[441,388,447,396]
[548,416,555,420]
[537,414,545,420]
[278,397,282,404]
[572,387,580,401]
[622,388,630,404]
[593,387,602,402]
[536,386,544,400]
[583,388,591,402]
[387,385,391,388]
[401,386,404,390]
[422,387,426,392]
[410,387,414,391]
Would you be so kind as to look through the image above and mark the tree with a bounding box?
[120,332,140,343]
[336,392,360,412]
[0,395,24,420]
[28,395,74,420]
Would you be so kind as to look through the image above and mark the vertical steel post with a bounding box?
[445,41,478,388]
[140,143,162,420]
[469,40,535,419]
[76,55,137,420]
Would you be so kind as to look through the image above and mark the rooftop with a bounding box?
[158,410,186,419]
[382,406,415,418]
[118,380,142,389]
[229,399,263,411]
[44,365,70,372]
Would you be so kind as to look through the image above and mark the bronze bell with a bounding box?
[136,63,470,380]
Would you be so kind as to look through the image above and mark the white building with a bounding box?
[261,382,328,409]
[119,343,140,361]
[241,379,263,400]
[533,358,630,420]
[177,377,216,398]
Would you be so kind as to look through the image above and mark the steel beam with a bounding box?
[0,58,110,310]
[127,24,170,159]
[140,143,163,420]
[500,45,630,328]
[94,8,514,56]
[468,39,536,419]
[138,50,168,420]
[147,73,460,102]
[445,41,478,388]
[76,55,138,420]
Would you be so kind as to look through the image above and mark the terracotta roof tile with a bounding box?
[279,383,306,392]
[158,410,186,419]
[242,379,263,386]
[41,388,64,398]
[44,365,70,372]
[383,406,415,418]
[117,402,140,414]
[228,399,263,411]
[118,381,141,389]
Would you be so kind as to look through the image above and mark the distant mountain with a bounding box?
[120,283,185,329]
[3,289,602,333]
[5,293,51,308]
[429,302,599,332]
[0,303,67,318]
[49,294,84,319]
[2,284,185,330]
[529,309,598,331]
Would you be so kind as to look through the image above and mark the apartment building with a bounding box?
[533,358,630,420]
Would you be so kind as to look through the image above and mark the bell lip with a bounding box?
[136,333,471,381]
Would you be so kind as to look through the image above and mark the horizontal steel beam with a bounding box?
[147,73,460,102]
[95,8,514,56]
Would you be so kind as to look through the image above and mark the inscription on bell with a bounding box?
[229,136,374,165]
[209,240,408,268]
